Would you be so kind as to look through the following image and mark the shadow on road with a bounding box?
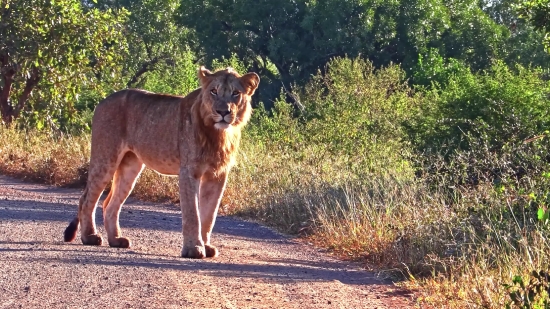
[0,196,286,241]
[0,243,380,286]
[0,176,385,287]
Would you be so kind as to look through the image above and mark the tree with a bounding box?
[0,0,127,125]
[88,0,190,88]
[176,0,514,103]
[481,0,550,68]
[517,0,550,51]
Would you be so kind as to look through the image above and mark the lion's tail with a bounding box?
[64,217,79,242]
[64,187,87,242]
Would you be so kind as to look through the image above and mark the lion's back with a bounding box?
[92,89,198,138]
[88,89,199,165]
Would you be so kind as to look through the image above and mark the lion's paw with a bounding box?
[205,244,219,258]
[181,245,206,259]
[81,234,103,246]
[108,237,131,248]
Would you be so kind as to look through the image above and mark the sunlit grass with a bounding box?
[0,125,90,186]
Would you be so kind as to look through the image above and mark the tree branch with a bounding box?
[220,21,260,35]
[126,57,160,88]
[14,67,40,118]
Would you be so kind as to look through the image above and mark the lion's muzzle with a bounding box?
[213,109,234,129]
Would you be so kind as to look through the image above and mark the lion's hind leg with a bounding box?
[77,146,125,246]
[104,151,144,248]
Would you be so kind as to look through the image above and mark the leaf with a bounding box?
[513,275,524,285]
[538,207,548,221]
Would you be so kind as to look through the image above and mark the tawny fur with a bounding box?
[64,67,259,258]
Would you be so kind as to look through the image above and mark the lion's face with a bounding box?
[198,67,259,130]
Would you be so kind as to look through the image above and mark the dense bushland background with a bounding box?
[1,0,550,307]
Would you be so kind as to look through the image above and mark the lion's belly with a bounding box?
[126,125,182,176]
[129,144,181,176]
[138,154,180,176]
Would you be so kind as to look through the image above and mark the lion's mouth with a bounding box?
[214,121,230,130]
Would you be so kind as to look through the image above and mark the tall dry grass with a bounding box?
[228,135,550,308]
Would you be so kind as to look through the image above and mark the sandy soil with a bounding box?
[0,175,414,308]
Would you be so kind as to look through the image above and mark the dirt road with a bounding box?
[0,175,413,308]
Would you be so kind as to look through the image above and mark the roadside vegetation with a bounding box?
[1,0,550,308]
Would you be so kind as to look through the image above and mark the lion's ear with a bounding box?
[198,66,213,86]
[240,72,260,95]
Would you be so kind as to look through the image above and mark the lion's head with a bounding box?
[197,66,259,130]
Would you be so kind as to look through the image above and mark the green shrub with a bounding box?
[140,51,199,95]
[246,57,420,178]
[409,60,550,153]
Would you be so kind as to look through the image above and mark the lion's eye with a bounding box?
[232,90,240,96]
[210,89,217,96]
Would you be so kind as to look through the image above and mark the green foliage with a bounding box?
[90,0,190,88]
[247,95,303,151]
[245,57,417,181]
[412,49,471,88]
[517,0,550,52]
[409,60,550,152]
[211,54,248,76]
[484,0,550,68]
[0,0,127,129]
[176,0,548,105]
[140,51,198,95]
[139,52,247,97]
[299,57,417,174]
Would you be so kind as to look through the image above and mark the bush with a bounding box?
[409,60,550,153]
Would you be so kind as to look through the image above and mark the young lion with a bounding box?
[64,66,259,258]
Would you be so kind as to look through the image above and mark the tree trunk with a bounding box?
[0,53,15,125]
[0,53,40,125]
[0,75,14,124]
[271,60,304,111]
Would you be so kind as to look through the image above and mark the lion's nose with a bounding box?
[217,110,230,117]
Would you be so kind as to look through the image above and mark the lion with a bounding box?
[63,66,259,258]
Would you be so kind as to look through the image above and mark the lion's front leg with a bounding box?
[199,172,228,258]
[179,167,206,258]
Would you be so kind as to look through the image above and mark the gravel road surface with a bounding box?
[0,175,413,308]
